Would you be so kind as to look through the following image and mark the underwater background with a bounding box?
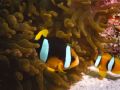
[0,0,120,90]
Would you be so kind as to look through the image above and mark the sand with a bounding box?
[70,66,120,90]
[70,75,120,90]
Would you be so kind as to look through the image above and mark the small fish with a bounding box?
[94,53,120,77]
[35,29,79,72]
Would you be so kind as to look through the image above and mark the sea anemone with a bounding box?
[0,0,120,90]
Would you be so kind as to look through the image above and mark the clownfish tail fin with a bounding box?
[35,29,49,40]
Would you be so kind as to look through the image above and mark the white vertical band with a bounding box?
[108,57,115,71]
[40,39,49,62]
[64,45,71,69]
[95,55,102,67]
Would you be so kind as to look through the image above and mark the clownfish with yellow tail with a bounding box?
[94,53,120,77]
[35,29,79,72]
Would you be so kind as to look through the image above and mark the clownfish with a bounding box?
[94,53,120,77]
[35,29,79,72]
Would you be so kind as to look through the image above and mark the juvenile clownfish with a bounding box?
[35,29,79,72]
[94,53,120,77]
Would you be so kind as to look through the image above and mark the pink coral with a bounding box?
[100,14,120,56]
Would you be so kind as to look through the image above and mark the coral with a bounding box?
[0,0,119,90]
[100,19,120,56]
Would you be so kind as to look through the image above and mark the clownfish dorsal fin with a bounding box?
[35,29,49,40]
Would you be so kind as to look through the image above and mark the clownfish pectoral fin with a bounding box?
[47,67,55,72]
[35,29,48,40]
[58,63,66,73]
[99,70,107,78]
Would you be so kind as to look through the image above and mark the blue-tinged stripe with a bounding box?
[108,56,115,71]
[64,45,71,69]
[95,55,102,67]
[40,39,49,62]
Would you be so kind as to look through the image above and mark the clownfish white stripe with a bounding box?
[95,55,102,67]
[40,39,49,62]
[108,57,115,71]
[64,45,71,69]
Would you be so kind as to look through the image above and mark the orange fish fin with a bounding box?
[99,70,107,77]
[58,63,66,73]
[112,71,120,74]
[47,67,55,72]
[70,56,79,68]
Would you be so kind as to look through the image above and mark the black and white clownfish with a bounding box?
[35,29,79,72]
[94,53,120,77]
